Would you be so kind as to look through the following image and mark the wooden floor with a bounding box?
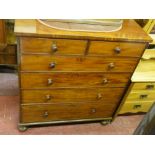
[0,73,144,135]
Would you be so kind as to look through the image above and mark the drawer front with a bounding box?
[20,72,131,89]
[119,101,155,114]
[88,41,146,57]
[20,37,87,55]
[132,83,155,91]
[21,88,125,103]
[21,102,116,123]
[20,55,138,72]
[125,90,155,102]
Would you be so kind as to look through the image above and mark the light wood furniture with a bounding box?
[119,20,155,115]
[119,83,155,114]
[149,34,155,44]
[145,19,155,45]
[15,19,151,131]
[143,20,155,34]
[119,46,155,114]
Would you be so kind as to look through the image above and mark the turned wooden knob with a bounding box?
[102,78,108,84]
[47,79,53,85]
[108,62,115,69]
[43,111,49,118]
[51,43,58,52]
[45,94,52,101]
[97,93,102,100]
[114,47,121,54]
[49,62,56,68]
[91,108,96,113]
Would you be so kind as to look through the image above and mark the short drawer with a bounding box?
[21,102,116,123]
[20,72,131,88]
[88,41,146,57]
[21,87,125,104]
[20,37,87,55]
[119,101,155,114]
[132,83,155,91]
[125,90,155,102]
[20,55,138,72]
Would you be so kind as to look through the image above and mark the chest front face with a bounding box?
[15,19,151,129]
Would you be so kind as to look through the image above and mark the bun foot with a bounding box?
[100,120,111,125]
[18,125,28,132]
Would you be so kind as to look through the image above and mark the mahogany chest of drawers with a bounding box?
[15,19,151,131]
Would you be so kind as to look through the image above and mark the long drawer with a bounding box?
[119,101,155,114]
[21,87,125,103]
[20,37,87,55]
[20,55,139,72]
[88,41,145,57]
[21,102,117,123]
[20,72,131,88]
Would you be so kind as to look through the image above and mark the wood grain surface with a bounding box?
[15,20,152,42]
[20,37,87,55]
[20,72,131,88]
[88,41,146,57]
[132,82,155,90]
[20,55,139,72]
[119,100,155,114]
[21,102,118,123]
[21,87,125,104]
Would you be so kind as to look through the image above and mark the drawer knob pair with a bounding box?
[47,79,53,85]
[52,43,58,52]
[114,47,121,54]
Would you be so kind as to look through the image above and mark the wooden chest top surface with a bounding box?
[15,19,152,42]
